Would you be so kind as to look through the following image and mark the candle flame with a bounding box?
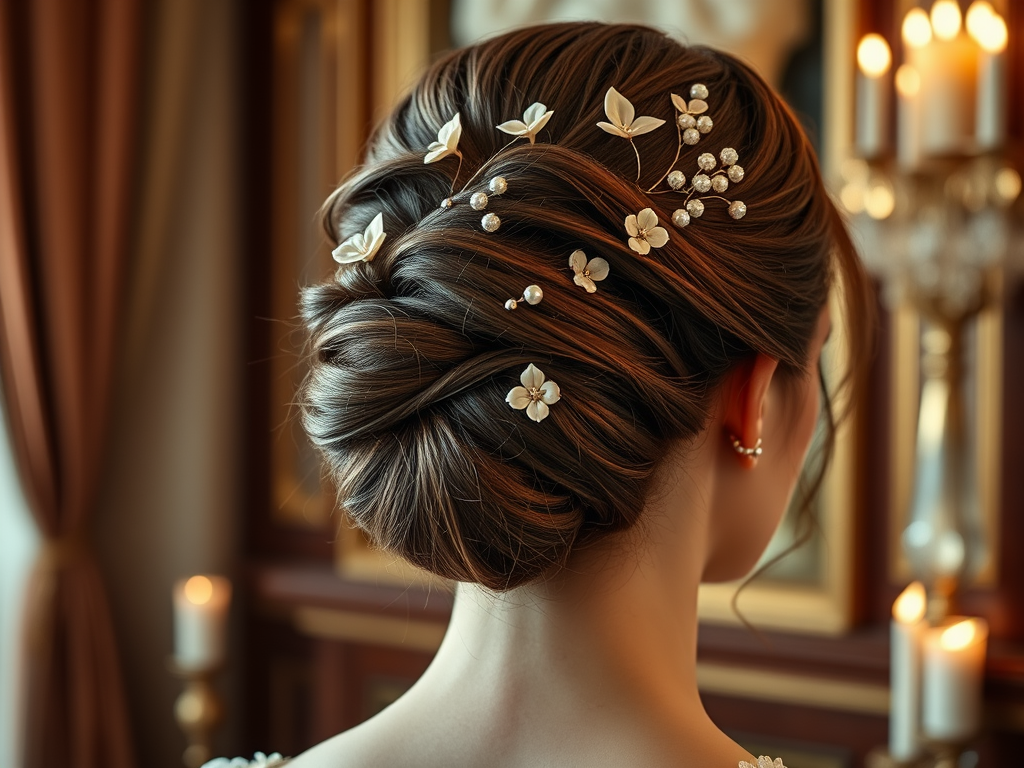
[966,1,995,38]
[969,8,1008,54]
[857,34,892,77]
[893,581,927,623]
[865,183,895,220]
[995,168,1022,203]
[895,65,921,98]
[931,0,963,41]
[184,575,214,605]
[903,8,933,48]
[940,619,977,651]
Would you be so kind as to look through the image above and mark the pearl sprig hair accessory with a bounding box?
[327,83,756,425]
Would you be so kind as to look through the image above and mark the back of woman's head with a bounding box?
[301,22,871,590]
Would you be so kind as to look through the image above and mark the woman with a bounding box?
[213,21,872,768]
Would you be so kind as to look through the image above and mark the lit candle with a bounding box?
[922,617,989,743]
[890,582,927,761]
[917,1,979,156]
[856,33,892,158]
[895,65,923,170]
[173,574,232,669]
[966,2,1008,150]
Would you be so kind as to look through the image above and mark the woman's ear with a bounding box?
[720,353,778,467]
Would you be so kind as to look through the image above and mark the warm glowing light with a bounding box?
[931,0,963,41]
[857,34,892,77]
[903,8,933,47]
[840,184,865,214]
[893,581,927,623]
[865,182,896,219]
[975,12,1008,53]
[895,65,922,97]
[995,168,1022,202]
[966,1,995,40]
[940,619,977,651]
[184,575,214,605]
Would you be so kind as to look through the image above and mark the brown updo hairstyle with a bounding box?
[301,23,872,591]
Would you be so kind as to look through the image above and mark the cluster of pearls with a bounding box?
[438,175,509,232]
[669,147,747,228]
[675,84,714,146]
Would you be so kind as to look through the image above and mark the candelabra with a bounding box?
[169,660,225,768]
[843,151,1019,613]
[846,4,1018,765]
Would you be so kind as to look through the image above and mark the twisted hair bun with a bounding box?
[300,23,870,590]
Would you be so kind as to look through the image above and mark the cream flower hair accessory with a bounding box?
[569,249,609,293]
[597,87,666,180]
[425,113,463,164]
[332,212,386,264]
[506,364,561,423]
[597,87,665,139]
[625,208,669,255]
[497,102,554,144]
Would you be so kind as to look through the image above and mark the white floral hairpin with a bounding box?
[597,87,666,181]
[568,250,609,293]
[506,363,561,423]
[425,113,463,165]
[426,113,465,199]
[497,102,554,144]
[624,208,669,255]
[332,212,386,264]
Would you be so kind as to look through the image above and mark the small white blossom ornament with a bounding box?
[201,752,287,768]
[506,364,561,423]
[332,212,386,264]
[625,208,669,255]
[597,87,666,138]
[497,102,554,144]
[739,757,787,768]
[425,113,463,164]
[568,249,609,293]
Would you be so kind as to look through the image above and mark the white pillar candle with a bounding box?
[918,2,978,156]
[895,65,923,170]
[966,4,1008,150]
[173,574,232,670]
[922,617,989,742]
[855,34,892,158]
[890,582,927,761]
[900,9,931,167]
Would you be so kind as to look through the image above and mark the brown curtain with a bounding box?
[0,1,140,767]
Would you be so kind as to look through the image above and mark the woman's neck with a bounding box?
[394,439,746,765]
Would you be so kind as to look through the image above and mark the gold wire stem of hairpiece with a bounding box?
[454,136,520,197]
[646,120,684,193]
[448,150,465,196]
[630,139,642,182]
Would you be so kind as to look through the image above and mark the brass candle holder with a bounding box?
[168,659,225,768]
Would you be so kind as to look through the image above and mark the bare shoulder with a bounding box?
[283,701,455,768]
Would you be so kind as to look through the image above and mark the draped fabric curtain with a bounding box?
[0,1,140,766]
